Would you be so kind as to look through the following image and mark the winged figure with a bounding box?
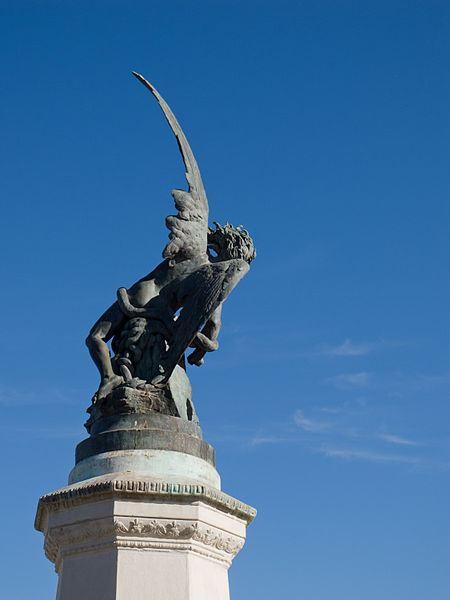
[86,72,255,423]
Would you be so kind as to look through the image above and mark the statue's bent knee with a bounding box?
[85,333,100,350]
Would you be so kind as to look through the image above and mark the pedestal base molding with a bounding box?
[36,474,256,600]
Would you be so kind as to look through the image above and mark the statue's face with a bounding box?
[207,223,256,264]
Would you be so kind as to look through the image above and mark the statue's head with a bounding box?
[207,222,256,264]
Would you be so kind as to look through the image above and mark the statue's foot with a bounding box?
[125,377,147,390]
[97,374,124,399]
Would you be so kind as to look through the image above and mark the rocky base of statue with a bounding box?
[35,475,255,600]
[86,363,200,433]
[85,385,179,432]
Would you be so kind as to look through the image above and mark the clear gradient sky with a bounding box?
[0,1,449,598]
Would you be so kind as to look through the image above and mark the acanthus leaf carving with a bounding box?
[114,518,244,555]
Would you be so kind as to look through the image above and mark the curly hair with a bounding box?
[207,222,256,264]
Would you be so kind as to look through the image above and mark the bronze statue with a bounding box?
[85,73,255,427]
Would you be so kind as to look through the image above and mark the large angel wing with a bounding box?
[133,72,209,262]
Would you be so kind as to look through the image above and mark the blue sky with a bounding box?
[0,1,448,598]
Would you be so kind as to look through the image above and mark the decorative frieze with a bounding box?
[45,516,244,570]
[116,518,243,554]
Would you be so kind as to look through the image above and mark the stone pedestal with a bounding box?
[35,411,256,599]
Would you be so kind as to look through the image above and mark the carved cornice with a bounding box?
[46,517,244,569]
[35,478,256,531]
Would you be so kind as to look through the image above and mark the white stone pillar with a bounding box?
[35,475,256,600]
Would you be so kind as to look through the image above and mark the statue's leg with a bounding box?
[187,305,222,366]
[86,303,125,396]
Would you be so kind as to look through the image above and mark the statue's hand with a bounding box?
[187,332,219,366]
[190,332,219,352]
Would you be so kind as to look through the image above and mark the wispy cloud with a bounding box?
[316,446,449,469]
[293,409,421,450]
[217,403,445,470]
[214,417,446,471]
[318,339,376,357]
[319,406,344,414]
[211,364,450,473]
[249,435,292,446]
[309,338,406,358]
[318,446,418,464]
[377,433,419,446]
[294,409,331,432]
[325,372,371,390]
